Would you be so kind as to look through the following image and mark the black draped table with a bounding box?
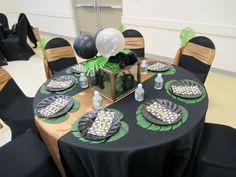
[33,64,208,177]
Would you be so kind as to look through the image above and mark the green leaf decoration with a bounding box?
[107,108,124,120]
[180,27,196,47]
[70,108,129,144]
[39,38,47,57]
[148,65,176,75]
[164,80,206,104]
[105,63,121,72]
[40,75,78,95]
[69,99,80,113]
[122,49,132,54]
[37,113,69,124]
[118,24,126,33]
[84,56,108,75]
[136,104,189,131]
[106,121,129,142]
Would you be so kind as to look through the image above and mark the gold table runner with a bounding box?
[35,58,160,176]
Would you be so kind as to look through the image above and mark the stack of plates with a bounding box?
[35,95,73,118]
[78,109,121,140]
[142,99,182,125]
[70,64,84,74]
[170,79,205,98]
[147,61,171,72]
[46,75,76,92]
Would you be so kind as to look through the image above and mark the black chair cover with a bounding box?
[0,13,11,38]
[0,17,35,61]
[13,13,38,48]
[194,123,236,177]
[123,29,145,58]
[178,36,215,83]
[45,38,77,75]
[0,78,37,138]
[0,132,61,177]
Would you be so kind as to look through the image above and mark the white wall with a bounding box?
[122,0,236,73]
[0,0,77,38]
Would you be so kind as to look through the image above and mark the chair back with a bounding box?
[44,38,77,79]
[174,36,215,83]
[123,29,145,58]
[17,17,28,43]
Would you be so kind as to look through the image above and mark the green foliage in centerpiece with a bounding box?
[39,38,47,57]
[104,63,121,72]
[84,56,108,75]
[180,27,196,47]
[118,24,127,33]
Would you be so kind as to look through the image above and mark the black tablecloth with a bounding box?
[51,66,208,177]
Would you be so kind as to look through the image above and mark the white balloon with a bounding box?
[95,28,125,59]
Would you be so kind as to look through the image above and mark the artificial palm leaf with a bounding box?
[84,56,108,75]
[39,38,47,57]
[180,27,196,47]
[118,24,126,33]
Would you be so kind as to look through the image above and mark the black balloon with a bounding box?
[73,34,97,59]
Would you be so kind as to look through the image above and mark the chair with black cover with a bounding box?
[0,13,11,38]
[0,68,37,138]
[194,123,236,177]
[0,132,61,177]
[0,16,35,61]
[11,13,38,48]
[44,37,78,79]
[123,29,145,58]
[173,36,215,84]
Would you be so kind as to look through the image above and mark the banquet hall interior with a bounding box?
[0,0,236,177]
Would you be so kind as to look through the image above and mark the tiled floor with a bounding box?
[3,33,236,128]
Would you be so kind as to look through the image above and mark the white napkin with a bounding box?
[0,119,12,147]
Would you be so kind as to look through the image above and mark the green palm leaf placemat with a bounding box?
[136,104,188,131]
[40,75,78,95]
[148,65,176,75]
[36,98,80,124]
[165,80,206,104]
[71,108,129,144]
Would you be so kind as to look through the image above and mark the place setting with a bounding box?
[35,95,80,124]
[136,98,188,131]
[164,79,206,104]
[146,61,176,75]
[40,75,78,95]
[71,108,129,144]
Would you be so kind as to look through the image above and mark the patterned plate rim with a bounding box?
[141,99,182,125]
[77,109,121,140]
[35,95,74,118]
[169,79,205,98]
[147,61,171,72]
[45,75,76,92]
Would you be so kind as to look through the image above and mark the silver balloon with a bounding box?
[95,28,125,59]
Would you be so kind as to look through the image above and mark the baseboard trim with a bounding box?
[145,53,236,77]
[39,31,76,42]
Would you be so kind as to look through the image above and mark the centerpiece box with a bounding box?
[88,61,141,102]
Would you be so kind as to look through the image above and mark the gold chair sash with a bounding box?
[125,37,144,49]
[182,42,215,65]
[45,46,75,62]
[0,68,11,92]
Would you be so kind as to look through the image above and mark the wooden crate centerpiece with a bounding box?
[86,52,141,102]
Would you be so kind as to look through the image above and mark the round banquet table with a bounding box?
[33,64,208,177]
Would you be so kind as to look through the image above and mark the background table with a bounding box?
[35,66,208,177]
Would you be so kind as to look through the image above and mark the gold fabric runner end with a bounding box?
[0,68,11,92]
[182,42,215,65]
[125,37,144,49]
[45,46,75,62]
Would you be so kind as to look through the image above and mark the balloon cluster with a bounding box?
[73,28,125,60]
[108,52,137,69]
